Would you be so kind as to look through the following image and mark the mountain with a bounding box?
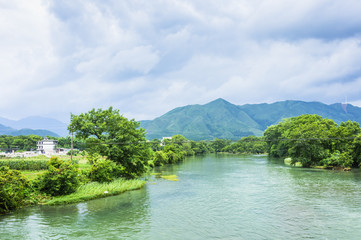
[141,99,361,140]
[0,123,59,137]
[141,98,263,140]
[0,124,15,135]
[0,116,67,136]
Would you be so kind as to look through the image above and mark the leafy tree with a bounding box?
[210,138,231,153]
[152,151,169,166]
[149,139,162,151]
[190,141,210,154]
[68,107,151,178]
[0,166,32,213]
[264,114,360,168]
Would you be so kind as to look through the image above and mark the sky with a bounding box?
[1,0,361,123]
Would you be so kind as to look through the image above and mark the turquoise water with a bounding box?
[2,154,361,239]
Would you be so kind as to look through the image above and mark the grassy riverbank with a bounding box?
[44,178,146,205]
[16,156,146,206]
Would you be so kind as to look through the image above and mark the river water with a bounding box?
[2,154,361,239]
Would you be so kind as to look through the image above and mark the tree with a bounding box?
[68,107,151,178]
[210,138,231,153]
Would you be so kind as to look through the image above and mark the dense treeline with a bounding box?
[264,114,361,168]
[149,135,212,166]
[0,135,86,152]
[0,135,42,151]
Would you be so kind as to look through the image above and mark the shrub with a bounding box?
[35,157,80,196]
[88,159,122,183]
[86,152,103,165]
[0,166,31,214]
[47,156,64,168]
[321,151,353,168]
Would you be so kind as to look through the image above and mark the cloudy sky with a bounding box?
[1,0,361,123]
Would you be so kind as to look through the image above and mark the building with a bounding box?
[37,137,58,154]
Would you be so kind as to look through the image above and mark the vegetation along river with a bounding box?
[2,154,361,239]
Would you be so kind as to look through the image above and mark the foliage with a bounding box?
[190,141,210,154]
[210,138,231,153]
[152,151,169,166]
[264,114,361,168]
[149,139,162,152]
[45,178,145,205]
[0,159,48,170]
[0,135,42,151]
[0,166,32,214]
[321,150,353,168]
[88,159,123,183]
[68,107,151,179]
[221,136,267,154]
[35,157,80,196]
[56,136,86,150]
[86,152,103,165]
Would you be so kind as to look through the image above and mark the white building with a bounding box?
[37,137,58,154]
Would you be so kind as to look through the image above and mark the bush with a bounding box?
[0,166,32,214]
[35,157,80,196]
[321,151,353,168]
[87,152,103,165]
[88,159,122,183]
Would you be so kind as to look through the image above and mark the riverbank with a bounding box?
[44,178,146,205]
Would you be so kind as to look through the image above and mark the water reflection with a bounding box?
[1,188,150,239]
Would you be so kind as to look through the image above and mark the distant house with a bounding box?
[37,137,58,154]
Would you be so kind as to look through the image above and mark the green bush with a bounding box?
[321,151,353,168]
[35,157,80,196]
[47,156,63,168]
[0,166,32,214]
[89,159,122,183]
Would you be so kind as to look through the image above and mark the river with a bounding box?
[1,154,361,239]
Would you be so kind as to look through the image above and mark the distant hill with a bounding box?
[0,116,67,136]
[0,123,59,137]
[141,99,361,140]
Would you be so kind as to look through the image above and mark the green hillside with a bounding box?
[141,99,361,140]
[0,124,59,137]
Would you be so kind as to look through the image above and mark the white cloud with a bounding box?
[1,0,361,122]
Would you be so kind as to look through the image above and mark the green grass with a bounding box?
[44,178,146,205]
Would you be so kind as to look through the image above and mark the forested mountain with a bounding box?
[141,99,361,140]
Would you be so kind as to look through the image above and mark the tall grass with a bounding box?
[0,159,48,170]
[45,178,146,205]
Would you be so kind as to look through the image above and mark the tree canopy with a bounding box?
[264,114,361,168]
[68,107,151,178]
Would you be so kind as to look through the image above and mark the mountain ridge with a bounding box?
[141,99,361,140]
[0,116,67,137]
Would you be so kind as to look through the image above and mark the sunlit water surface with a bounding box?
[2,155,361,239]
